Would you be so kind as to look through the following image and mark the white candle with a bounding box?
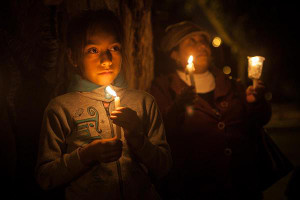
[114,96,121,139]
[186,55,195,87]
[105,86,121,139]
[114,96,120,108]
[247,56,265,89]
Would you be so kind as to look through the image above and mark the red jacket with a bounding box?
[150,67,272,199]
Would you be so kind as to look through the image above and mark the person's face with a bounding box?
[171,33,211,74]
[80,29,122,86]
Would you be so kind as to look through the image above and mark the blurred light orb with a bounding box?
[223,66,231,75]
[212,37,222,47]
[265,92,272,101]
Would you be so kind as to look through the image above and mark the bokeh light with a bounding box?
[223,66,231,75]
[212,36,222,47]
[265,92,273,101]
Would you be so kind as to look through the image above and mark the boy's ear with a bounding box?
[170,50,179,62]
[67,49,77,67]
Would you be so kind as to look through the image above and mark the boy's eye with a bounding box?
[109,45,121,52]
[87,48,99,54]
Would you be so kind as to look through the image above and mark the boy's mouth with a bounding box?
[99,70,113,75]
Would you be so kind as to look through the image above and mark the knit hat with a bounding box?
[161,21,210,53]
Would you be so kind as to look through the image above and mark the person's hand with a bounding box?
[175,86,197,107]
[110,107,144,150]
[79,136,122,165]
[110,107,140,132]
[246,80,266,103]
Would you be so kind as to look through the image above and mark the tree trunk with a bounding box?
[121,0,154,91]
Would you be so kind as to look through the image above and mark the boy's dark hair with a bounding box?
[66,9,123,66]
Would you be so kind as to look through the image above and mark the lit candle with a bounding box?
[186,55,196,87]
[114,96,120,108]
[247,56,265,89]
[185,55,195,116]
[105,86,121,139]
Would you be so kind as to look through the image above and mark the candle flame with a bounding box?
[188,55,193,64]
[105,86,117,97]
[187,55,194,72]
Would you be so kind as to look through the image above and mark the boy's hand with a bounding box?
[246,80,266,103]
[110,107,140,132]
[79,137,122,165]
[110,107,144,150]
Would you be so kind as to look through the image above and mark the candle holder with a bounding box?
[247,56,265,89]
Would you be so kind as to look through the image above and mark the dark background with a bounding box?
[152,0,300,104]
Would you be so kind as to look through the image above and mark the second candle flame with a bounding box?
[187,55,195,72]
[188,55,193,64]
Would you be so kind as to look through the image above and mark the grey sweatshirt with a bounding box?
[35,74,172,200]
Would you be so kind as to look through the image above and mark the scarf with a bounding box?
[176,70,215,93]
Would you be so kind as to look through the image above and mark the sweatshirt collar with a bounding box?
[67,72,128,102]
[67,74,100,93]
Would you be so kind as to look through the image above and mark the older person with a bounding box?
[150,21,272,200]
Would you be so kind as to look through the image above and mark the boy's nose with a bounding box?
[100,51,112,68]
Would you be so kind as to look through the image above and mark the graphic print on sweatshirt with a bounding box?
[74,106,104,144]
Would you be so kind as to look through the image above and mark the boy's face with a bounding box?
[171,33,211,74]
[80,30,122,86]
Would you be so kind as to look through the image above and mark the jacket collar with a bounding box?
[210,66,231,99]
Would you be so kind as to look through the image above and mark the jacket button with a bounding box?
[212,109,222,119]
[224,148,232,156]
[218,122,225,130]
[220,101,229,108]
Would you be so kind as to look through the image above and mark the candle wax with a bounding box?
[187,63,196,87]
[189,71,196,87]
[115,96,120,108]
